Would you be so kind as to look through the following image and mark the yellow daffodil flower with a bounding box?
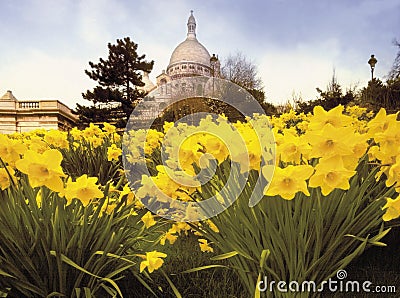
[308,157,356,196]
[198,239,213,252]
[0,166,16,190]
[15,149,65,192]
[382,195,400,221]
[367,108,398,136]
[139,251,167,273]
[305,124,355,159]
[278,132,311,164]
[119,184,135,203]
[160,232,178,245]
[44,130,68,149]
[102,122,117,134]
[141,211,157,228]
[64,174,104,206]
[207,219,219,233]
[308,105,353,130]
[107,143,122,161]
[0,135,27,166]
[263,165,314,200]
[386,157,400,191]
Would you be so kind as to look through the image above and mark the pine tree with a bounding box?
[75,37,154,128]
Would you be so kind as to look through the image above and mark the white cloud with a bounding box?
[76,0,128,48]
[258,39,370,105]
[0,49,94,109]
[1,0,397,112]
[21,0,72,25]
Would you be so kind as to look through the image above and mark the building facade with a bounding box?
[134,11,222,122]
[0,90,77,134]
[140,10,221,93]
[0,11,220,133]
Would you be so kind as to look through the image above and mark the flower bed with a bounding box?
[0,105,399,297]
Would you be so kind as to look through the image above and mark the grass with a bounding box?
[322,226,400,297]
[119,227,399,297]
[120,233,245,297]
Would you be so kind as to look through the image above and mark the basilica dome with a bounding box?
[168,39,211,68]
[166,11,212,79]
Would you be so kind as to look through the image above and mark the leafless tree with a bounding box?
[388,39,400,80]
[221,52,263,90]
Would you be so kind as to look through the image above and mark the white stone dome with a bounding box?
[167,11,212,76]
[168,38,211,67]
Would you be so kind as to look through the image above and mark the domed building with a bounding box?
[134,11,222,123]
[165,11,219,80]
[140,11,220,93]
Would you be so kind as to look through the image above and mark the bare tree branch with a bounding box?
[221,52,263,90]
[388,39,400,80]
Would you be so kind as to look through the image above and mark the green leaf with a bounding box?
[210,251,239,261]
[100,277,122,297]
[160,269,182,298]
[180,264,229,274]
[50,251,101,279]
[259,249,270,269]
[46,292,66,297]
[0,269,14,279]
[94,251,137,265]
[130,271,158,297]
[0,289,9,298]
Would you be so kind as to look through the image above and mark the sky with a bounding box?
[0,0,399,109]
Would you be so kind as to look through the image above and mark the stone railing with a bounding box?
[17,100,73,115]
[14,100,77,123]
[18,101,40,109]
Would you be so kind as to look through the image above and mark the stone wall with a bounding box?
[0,95,77,134]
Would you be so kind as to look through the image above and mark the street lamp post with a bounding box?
[368,54,377,80]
